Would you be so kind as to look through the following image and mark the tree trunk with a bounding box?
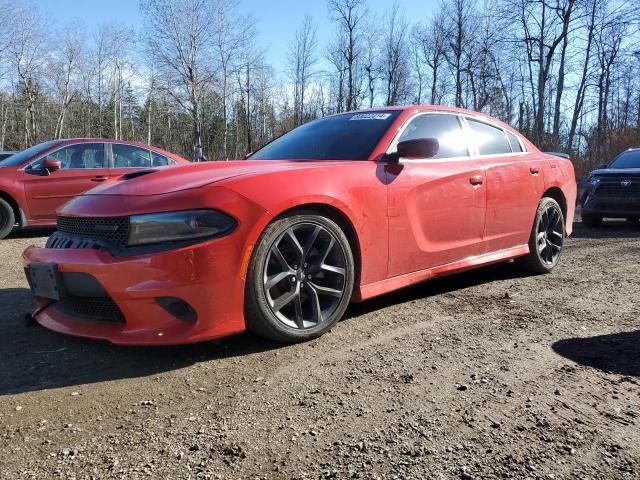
[534,2,547,146]
[552,0,574,149]
[222,63,229,160]
[568,0,596,153]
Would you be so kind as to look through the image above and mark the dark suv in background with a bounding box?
[581,148,640,227]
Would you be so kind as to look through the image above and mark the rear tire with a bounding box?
[245,213,355,343]
[581,213,602,228]
[520,197,565,274]
[0,198,15,240]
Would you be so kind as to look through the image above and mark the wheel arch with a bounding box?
[542,187,567,225]
[0,190,22,227]
[270,203,363,289]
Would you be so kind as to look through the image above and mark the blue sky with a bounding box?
[32,0,438,76]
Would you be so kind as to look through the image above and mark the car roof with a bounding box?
[348,104,495,115]
[339,105,521,131]
[57,138,158,147]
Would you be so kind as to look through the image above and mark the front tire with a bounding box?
[520,197,565,274]
[582,213,602,228]
[0,198,15,240]
[245,213,355,343]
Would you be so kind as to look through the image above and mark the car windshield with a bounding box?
[250,111,401,161]
[0,141,63,167]
[609,150,640,169]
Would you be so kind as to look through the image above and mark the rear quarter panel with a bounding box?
[542,155,577,236]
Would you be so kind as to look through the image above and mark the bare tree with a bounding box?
[409,27,425,104]
[509,0,576,145]
[237,27,264,154]
[288,15,318,126]
[551,0,578,148]
[7,3,46,146]
[362,15,382,108]
[382,2,409,106]
[594,4,625,160]
[413,12,448,105]
[328,0,367,111]
[212,0,254,160]
[567,0,598,152]
[92,24,115,138]
[442,0,475,108]
[140,0,215,160]
[101,23,136,141]
[48,25,84,139]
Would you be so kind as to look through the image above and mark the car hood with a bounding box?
[590,168,640,177]
[85,160,334,196]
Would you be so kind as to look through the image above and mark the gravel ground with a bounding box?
[1,220,639,479]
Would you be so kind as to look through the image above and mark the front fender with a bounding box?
[220,162,390,288]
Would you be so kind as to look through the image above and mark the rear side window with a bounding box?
[506,131,524,152]
[113,144,152,168]
[467,119,512,155]
[151,152,170,167]
[398,114,469,159]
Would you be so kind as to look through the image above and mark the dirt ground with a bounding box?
[1,220,639,480]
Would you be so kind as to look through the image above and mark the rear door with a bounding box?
[23,142,108,221]
[465,118,545,252]
[385,112,487,276]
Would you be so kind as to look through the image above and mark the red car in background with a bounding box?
[24,106,576,346]
[0,139,189,239]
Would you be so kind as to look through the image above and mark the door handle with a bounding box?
[91,176,108,182]
[530,166,540,175]
[469,175,483,186]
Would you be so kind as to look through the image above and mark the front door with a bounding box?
[385,113,487,277]
[23,143,108,221]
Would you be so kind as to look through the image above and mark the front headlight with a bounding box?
[587,175,601,187]
[128,209,236,246]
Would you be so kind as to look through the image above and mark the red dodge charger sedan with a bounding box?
[23,106,576,345]
[0,139,189,239]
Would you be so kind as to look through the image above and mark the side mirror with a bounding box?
[597,163,608,169]
[386,138,440,163]
[44,158,62,173]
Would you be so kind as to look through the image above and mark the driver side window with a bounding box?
[398,114,469,159]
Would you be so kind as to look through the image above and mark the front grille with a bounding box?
[597,182,640,196]
[55,296,125,323]
[57,216,130,246]
[46,232,104,250]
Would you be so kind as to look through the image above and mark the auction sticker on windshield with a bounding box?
[350,113,393,121]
